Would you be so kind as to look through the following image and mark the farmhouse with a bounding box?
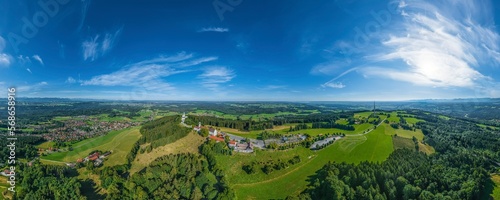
[235,141,254,153]
[209,135,225,142]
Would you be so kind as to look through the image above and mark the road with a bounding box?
[345,116,388,137]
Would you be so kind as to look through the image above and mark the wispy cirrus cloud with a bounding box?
[198,66,235,91]
[198,27,229,33]
[32,55,44,65]
[0,36,12,68]
[82,52,218,91]
[322,82,345,89]
[66,76,77,84]
[316,0,500,94]
[82,28,122,61]
[262,85,287,90]
[364,0,499,88]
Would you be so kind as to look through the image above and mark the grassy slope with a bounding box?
[43,127,141,166]
[129,131,205,175]
[231,124,394,199]
[37,141,55,149]
[392,136,416,150]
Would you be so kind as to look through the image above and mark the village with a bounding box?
[183,113,342,153]
[41,117,140,142]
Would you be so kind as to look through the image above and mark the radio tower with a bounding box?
[373,101,376,116]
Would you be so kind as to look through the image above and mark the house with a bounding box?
[1,170,13,177]
[235,142,254,153]
[209,135,225,142]
[228,140,238,148]
[94,158,103,167]
[102,151,112,157]
[209,127,218,136]
[88,152,100,161]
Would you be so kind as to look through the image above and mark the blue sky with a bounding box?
[0,0,499,101]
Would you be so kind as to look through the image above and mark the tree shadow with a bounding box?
[480,176,497,200]
[80,179,106,200]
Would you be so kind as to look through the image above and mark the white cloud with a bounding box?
[263,85,287,90]
[322,82,345,89]
[0,53,12,67]
[26,68,32,74]
[82,28,122,61]
[82,53,218,91]
[311,60,352,75]
[66,77,76,84]
[198,27,229,33]
[17,82,48,92]
[365,0,500,88]
[0,36,12,68]
[198,66,235,91]
[32,55,44,65]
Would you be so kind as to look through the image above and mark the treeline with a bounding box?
[296,149,489,199]
[16,161,85,199]
[418,116,500,161]
[311,122,355,130]
[186,115,273,131]
[288,122,354,132]
[139,115,191,149]
[274,112,351,124]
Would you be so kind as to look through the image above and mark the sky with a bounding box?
[0,0,499,101]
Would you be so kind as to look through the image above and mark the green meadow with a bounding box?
[227,123,394,199]
[43,127,141,166]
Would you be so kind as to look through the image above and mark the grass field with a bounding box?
[405,117,424,124]
[387,111,400,123]
[492,175,500,200]
[36,141,55,149]
[230,124,394,199]
[392,136,415,151]
[0,176,11,200]
[129,131,205,175]
[43,127,141,166]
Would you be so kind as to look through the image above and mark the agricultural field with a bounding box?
[129,131,205,175]
[392,136,416,151]
[42,127,142,166]
[405,117,424,124]
[386,124,434,154]
[230,123,394,199]
[0,175,11,200]
[36,141,55,149]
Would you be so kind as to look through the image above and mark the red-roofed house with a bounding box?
[209,135,225,142]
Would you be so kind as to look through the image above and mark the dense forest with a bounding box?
[0,136,41,163]
[97,140,235,200]
[139,115,191,149]
[16,161,85,199]
[295,149,489,199]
